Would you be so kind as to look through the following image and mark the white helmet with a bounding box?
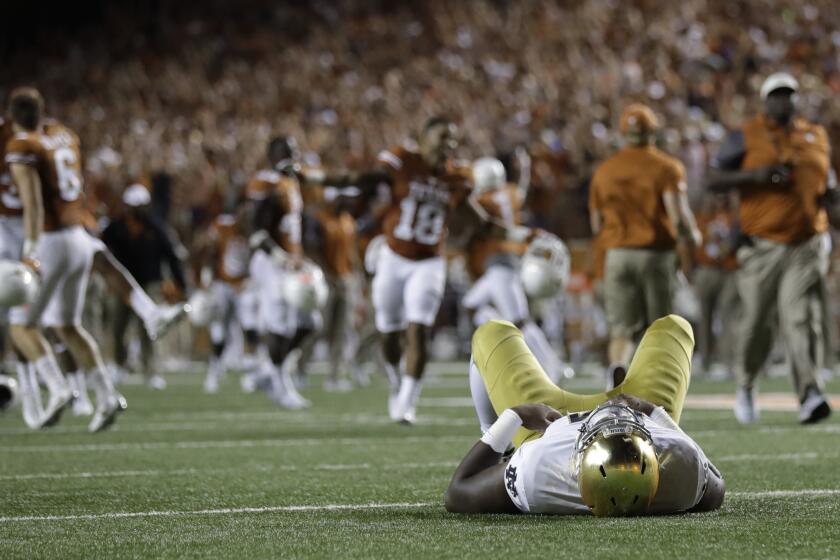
[0,374,19,412]
[284,261,329,312]
[364,234,387,275]
[520,233,571,300]
[0,260,39,308]
[472,157,506,193]
[186,290,215,327]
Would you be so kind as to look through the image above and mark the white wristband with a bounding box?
[506,225,532,243]
[480,409,523,453]
[22,239,39,261]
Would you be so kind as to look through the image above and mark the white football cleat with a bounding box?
[203,374,220,394]
[38,389,74,428]
[399,408,416,426]
[146,375,167,391]
[144,303,187,341]
[72,391,95,416]
[88,394,127,433]
[799,386,831,424]
[734,387,759,424]
[240,372,258,393]
[268,389,310,410]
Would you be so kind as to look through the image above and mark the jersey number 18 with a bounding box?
[394,197,445,245]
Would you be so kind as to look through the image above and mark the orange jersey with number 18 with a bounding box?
[377,146,470,261]
[4,120,86,231]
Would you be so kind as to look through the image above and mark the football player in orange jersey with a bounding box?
[0,113,40,425]
[295,185,363,392]
[302,117,532,424]
[195,205,259,394]
[4,88,125,432]
[243,136,315,409]
[462,153,567,381]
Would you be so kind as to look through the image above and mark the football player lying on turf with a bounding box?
[445,314,725,516]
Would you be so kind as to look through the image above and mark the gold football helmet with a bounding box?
[576,403,660,516]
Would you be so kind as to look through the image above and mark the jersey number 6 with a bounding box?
[54,147,83,202]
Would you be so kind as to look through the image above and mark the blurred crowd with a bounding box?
[3,0,840,245]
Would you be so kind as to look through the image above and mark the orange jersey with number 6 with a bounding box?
[4,120,86,231]
[0,118,23,217]
[377,146,470,260]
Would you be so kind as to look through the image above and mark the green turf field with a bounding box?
[1,366,838,559]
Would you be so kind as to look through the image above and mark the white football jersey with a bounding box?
[504,407,710,515]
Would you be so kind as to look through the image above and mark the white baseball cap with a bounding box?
[760,72,799,100]
[122,184,151,207]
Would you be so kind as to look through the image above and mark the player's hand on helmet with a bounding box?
[605,393,656,416]
[511,403,563,432]
[21,256,40,276]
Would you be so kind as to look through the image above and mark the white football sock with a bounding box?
[27,363,44,415]
[209,356,224,378]
[68,371,92,404]
[395,374,423,418]
[86,366,116,405]
[16,362,43,426]
[33,355,69,396]
[469,359,498,433]
[129,287,158,324]
[278,349,307,403]
[383,362,401,392]
[521,321,562,383]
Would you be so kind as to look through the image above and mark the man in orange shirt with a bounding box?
[707,73,834,424]
[589,104,701,381]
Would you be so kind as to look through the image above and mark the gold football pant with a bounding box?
[472,314,694,447]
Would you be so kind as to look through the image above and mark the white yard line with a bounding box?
[3,489,839,523]
[0,502,436,523]
[0,468,205,481]
[730,489,840,498]
[0,415,476,436]
[2,435,474,454]
[0,461,460,482]
[715,452,825,462]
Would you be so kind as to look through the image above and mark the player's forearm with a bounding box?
[449,441,506,485]
[444,442,516,514]
[12,166,43,257]
[445,409,523,513]
[705,168,756,192]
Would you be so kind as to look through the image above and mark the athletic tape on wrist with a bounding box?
[22,239,39,261]
[480,409,523,453]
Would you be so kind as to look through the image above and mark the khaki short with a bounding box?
[604,247,677,339]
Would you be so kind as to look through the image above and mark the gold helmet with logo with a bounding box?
[576,403,660,516]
